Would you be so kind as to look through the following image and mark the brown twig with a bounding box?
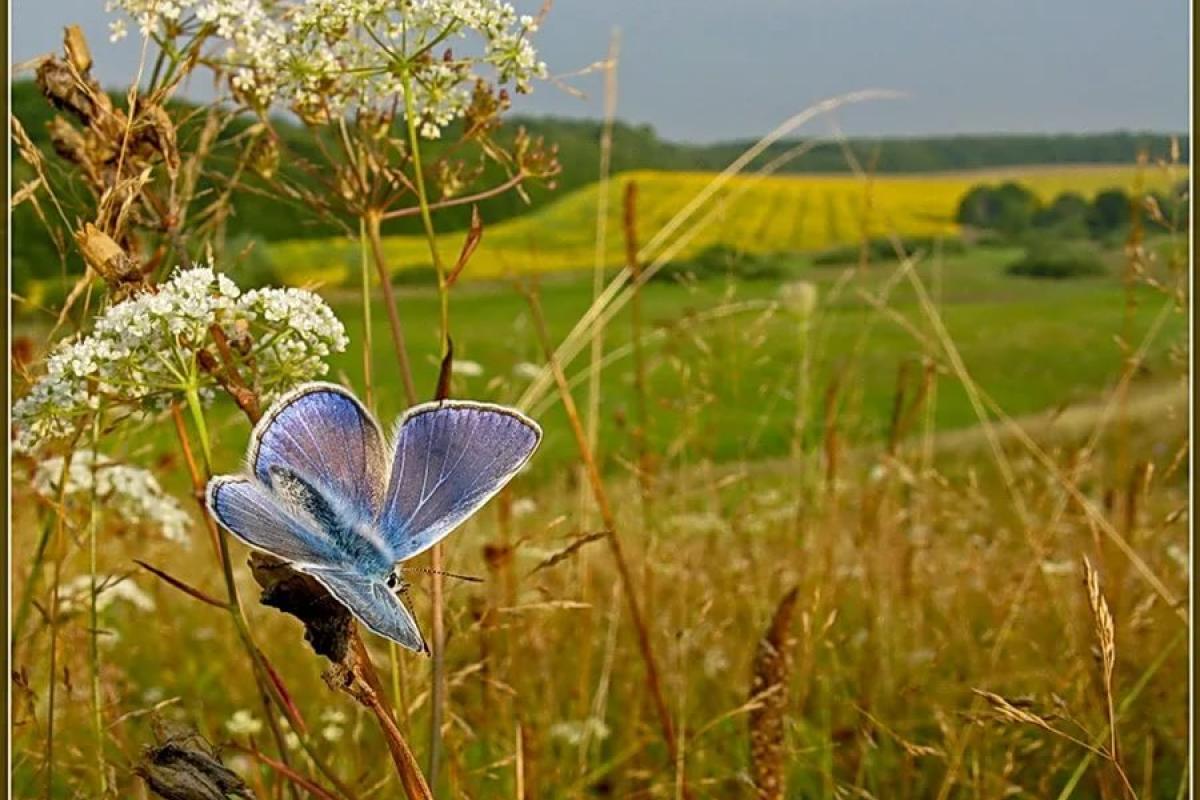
[133,559,228,609]
[379,170,527,220]
[234,746,340,800]
[364,210,419,406]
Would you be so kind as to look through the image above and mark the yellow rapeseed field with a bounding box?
[271,164,1179,284]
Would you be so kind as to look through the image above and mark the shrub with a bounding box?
[1086,188,1131,237]
[956,182,1040,236]
[811,236,965,266]
[653,245,794,283]
[392,265,442,286]
[1006,242,1106,279]
[1033,191,1090,238]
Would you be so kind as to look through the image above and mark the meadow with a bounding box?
[12,231,1190,798]
[267,165,1177,284]
[8,12,1190,799]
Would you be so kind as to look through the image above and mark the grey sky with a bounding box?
[12,0,1190,142]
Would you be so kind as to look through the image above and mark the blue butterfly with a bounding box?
[206,382,542,654]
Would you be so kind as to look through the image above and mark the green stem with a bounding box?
[400,68,449,351]
[12,514,55,654]
[87,410,109,796]
[400,63,448,787]
[360,218,376,409]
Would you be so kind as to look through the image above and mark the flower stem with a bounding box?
[360,217,376,409]
[400,64,448,786]
[87,410,108,797]
[364,211,418,406]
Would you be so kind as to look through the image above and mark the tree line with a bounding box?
[10,77,1188,291]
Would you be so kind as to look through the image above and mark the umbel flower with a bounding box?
[13,266,347,453]
[33,450,193,542]
[107,0,547,138]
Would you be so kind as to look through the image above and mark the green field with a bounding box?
[266,165,1178,285]
[204,242,1183,482]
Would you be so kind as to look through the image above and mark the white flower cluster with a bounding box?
[548,717,610,746]
[107,0,546,138]
[226,709,264,736]
[320,708,348,742]
[58,574,157,615]
[33,450,193,542]
[13,266,347,453]
[239,285,350,397]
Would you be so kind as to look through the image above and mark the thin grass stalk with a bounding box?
[623,182,654,525]
[86,409,109,796]
[45,531,63,800]
[398,59,456,786]
[586,31,620,457]
[360,217,376,409]
[526,290,685,788]
[13,432,81,657]
[364,211,418,406]
[1056,629,1186,799]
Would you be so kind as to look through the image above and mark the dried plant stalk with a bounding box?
[748,587,799,800]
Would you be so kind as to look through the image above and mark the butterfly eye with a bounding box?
[385,572,398,589]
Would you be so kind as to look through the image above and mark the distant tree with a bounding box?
[1086,188,1131,237]
[1033,191,1089,238]
[956,182,1040,236]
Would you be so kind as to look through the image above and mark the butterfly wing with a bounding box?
[206,476,343,568]
[379,401,541,561]
[248,383,388,520]
[306,566,428,654]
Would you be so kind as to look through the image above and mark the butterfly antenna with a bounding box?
[404,565,483,584]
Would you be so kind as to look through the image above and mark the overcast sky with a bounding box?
[11,0,1190,143]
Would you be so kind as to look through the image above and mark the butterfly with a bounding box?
[206,382,542,654]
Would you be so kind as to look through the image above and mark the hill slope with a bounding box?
[269,164,1177,283]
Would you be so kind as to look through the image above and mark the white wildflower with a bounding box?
[512,361,541,380]
[451,359,484,377]
[1166,543,1188,572]
[668,511,729,536]
[779,280,818,316]
[108,18,128,41]
[34,450,192,542]
[548,717,609,746]
[13,266,346,453]
[58,574,156,615]
[702,649,729,679]
[1039,559,1075,576]
[226,709,264,736]
[106,0,547,138]
[320,709,348,725]
[511,497,537,517]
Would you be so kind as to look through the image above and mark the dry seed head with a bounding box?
[74,223,142,290]
[749,586,799,800]
[972,689,1055,732]
[64,24,92,74]
[1081,557,1116,685]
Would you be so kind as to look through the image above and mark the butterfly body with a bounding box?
[206,382,541,654]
